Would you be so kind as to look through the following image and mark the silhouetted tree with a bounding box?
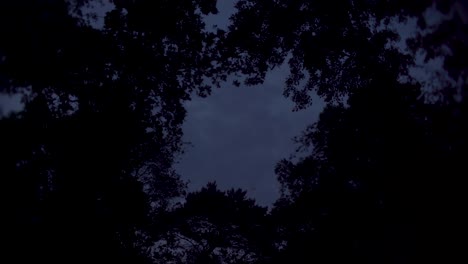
[1,0,221,262]
[253,2,467,263]
[407,0,468,103]
[217,0,467,263]
[150,182,274,264]
[223,0,415,107]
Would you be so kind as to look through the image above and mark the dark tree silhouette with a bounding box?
[222,0,410,108]
[1,0,221,262]
[150,182,274,264]
[223,0,467,263]
[407,0,468,102]
[1,0,466,263]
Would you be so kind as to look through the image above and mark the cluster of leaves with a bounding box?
[223,0,404,108]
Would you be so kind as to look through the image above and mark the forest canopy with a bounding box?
[1,0,466,263]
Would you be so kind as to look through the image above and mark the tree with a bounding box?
[0,0,221,262]
[150,182,274,264]
[407,0,468,102]
[273,79,466,263]
[223,0,466,263]
[222,0,417,107]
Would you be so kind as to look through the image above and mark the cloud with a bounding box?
[176,65,324,207]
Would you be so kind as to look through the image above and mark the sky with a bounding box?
[174,1,324,207]
[176,67,324,207]
[175,2,450,207]
[0,0,324,208]
[0,0,445,208]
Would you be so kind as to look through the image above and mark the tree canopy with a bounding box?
[1,0,220,262]
[1,0,466,263]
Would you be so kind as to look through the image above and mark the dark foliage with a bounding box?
[223,0,467,263]
[1,0,220,262]
[151,182,273,264]
[1,0,466,263]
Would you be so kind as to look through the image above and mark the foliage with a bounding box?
[151,182,273,264]
[1,0,221,262]
[1,0,466,263]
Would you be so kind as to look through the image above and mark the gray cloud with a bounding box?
[0,94,23,118]
[176,65,324,207]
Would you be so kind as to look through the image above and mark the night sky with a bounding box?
[0,1,443,207]
[175,1,324,206]
[0,0,438,207]
[177,67,324,207]
[175,0,448,207]
[0,1,325,207]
